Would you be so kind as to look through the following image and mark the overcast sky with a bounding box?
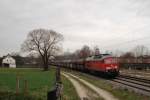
[0,0,150,56]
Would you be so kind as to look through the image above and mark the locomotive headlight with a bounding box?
[106,67,111,70]
[114,66,118,69]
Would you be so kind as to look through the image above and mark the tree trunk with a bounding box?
[44,64,48,71]
[43,59,49,71]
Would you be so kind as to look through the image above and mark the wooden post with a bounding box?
[16,74,20,95]
[24,80,28,95]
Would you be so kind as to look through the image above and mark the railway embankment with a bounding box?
[63,69,150,100]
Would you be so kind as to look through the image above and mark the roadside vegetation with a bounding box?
[65,69,150,100]
[0,68,55,100]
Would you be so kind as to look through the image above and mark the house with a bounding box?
[2,54,16,68]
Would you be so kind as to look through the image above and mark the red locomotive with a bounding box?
[53,54,119,77]
[85,54,119,76]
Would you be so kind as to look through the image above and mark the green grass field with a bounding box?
[0,68,79,100]
[0,68,56,99]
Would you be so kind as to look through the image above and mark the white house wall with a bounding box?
[2,56,16,68]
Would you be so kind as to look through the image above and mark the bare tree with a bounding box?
[93,46,100,56]
[74,50,81,59]
[121,52,134,58]
[133,45,149,57]
[80,45,91,59]
[132,45,149,63]
[120,52,135,63]
[21,29,63,71]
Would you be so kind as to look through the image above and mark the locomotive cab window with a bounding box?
[105,58,116,64]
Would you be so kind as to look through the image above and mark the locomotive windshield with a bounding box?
[94,54,110,59]
[94,55,102,59]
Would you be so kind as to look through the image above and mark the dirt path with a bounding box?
[62,73,90,99]
[64,72,119,100]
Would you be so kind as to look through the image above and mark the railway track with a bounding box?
[113,74,150,96]
[119,74,150,85]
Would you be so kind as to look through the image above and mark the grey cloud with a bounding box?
[0,0,150,56]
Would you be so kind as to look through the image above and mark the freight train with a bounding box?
[52,54,119,77]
